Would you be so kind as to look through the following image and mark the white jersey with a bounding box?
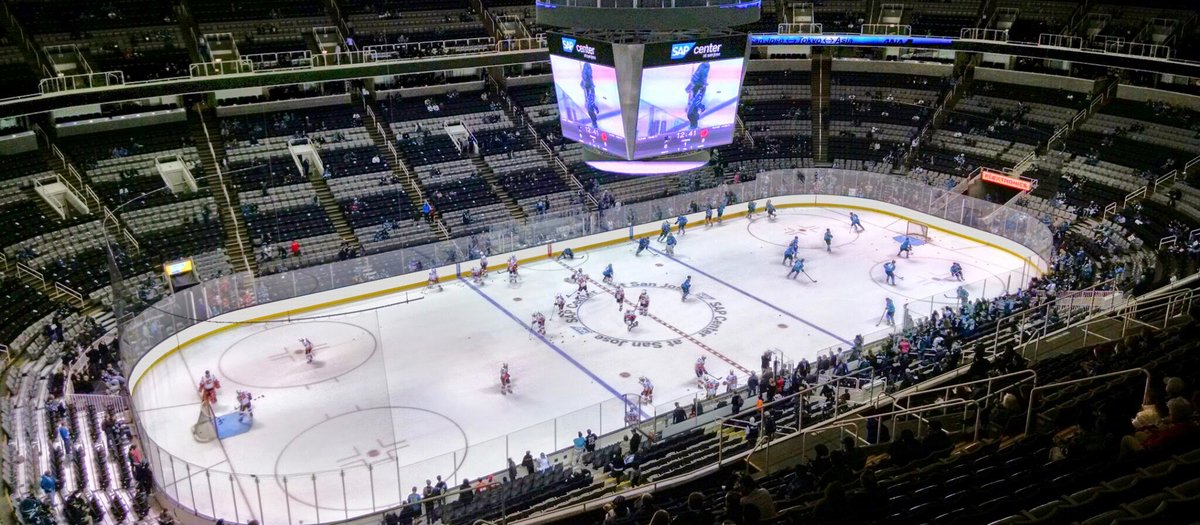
[428,269,438,283]
[615,286,625,305]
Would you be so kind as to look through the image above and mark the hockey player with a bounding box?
[665,233,677,255]
[717,202,726,224]
[787,258,806,279]
[575,273,589,297]
[531,312,546,335]
[636,236,651,256]
[704,377,719,399]
[704,203,714,226]
[198,371,220,405]
[236,390,253,422]
[883,260,898,286]
[747,200,757,219]
[638,290,650,315]
[897,237,913,258]
[479,255,489,276]
[500,364,513,395]
[724,371,738,393]
[300,337,315,364]
[788,236,800,252]
[602,263,614,284]
[554,294,566,317]
[950,261,964,281]
[624,309,638,331]
[614,285,626,310]
[883,298,896,326]
[680,276,693,301]
[639,376,654,404]
[823,229,833,253]
[557,247,575,260]
[783,244,797,266]
[955,286,970,309]
[766,200,777,220]
[658,220,671,242]
[427,268,442,290]
[849,212,864,232]
[507,256,519,283]
[694,356,708,379]
[676,214,688,235]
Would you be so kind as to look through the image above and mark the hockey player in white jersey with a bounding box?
[638,290,650,315]
[531,312,546,336]
[694,356,708,379]
[500,363,513,395]
[236,390,254,422]
[427,268,442,290]
[614,285,626,310]
[554,294,566,317]
[300,338,315,364]
[639,376,654,404]
[574,273,589,297]
[507,256,519,283]
[624,309,638,331]
[724,371,738,393]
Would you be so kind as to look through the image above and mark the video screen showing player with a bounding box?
[550,55,628,158]
[633,57,745,159]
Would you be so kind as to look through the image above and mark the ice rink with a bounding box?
[132,207,1034,523]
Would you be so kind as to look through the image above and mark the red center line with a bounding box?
[555,260,751,375]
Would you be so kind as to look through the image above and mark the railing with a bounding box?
[17,262,45,287]
[122,168,1054,525]
[39,71,125,94]
[496,36,548,52]
[861,23,911,36]
[1038,33,1083,49]
[778,22,823,34]
[1024,368,1151,434]
[189,59,255,77]
[54,282,84,307]
[365,37,496,60]
[960,27,1008,42]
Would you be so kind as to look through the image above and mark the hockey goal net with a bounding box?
[192,402,218,443]
[905,221,930,242]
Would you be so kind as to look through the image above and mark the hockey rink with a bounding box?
[132,207,1035,523]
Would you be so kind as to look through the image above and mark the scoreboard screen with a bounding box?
[548,34,628,159]
[633,36,748,159]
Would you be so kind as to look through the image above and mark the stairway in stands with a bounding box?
[811,49,832,164]
[487,79,599,211]
[361,95,455,241]
[470,153,526,221]
[187,104,258,275]
[301,160,362,252]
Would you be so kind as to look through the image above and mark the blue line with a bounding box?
[648,246,855,346]
[460,277,648,417]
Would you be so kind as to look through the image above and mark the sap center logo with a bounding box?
[562,37,577,54]
[671,42,696,60]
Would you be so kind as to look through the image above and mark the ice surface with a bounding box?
[133,207,1032,523]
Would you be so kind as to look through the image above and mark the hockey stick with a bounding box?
[875,312,886,327]
[801,270,818,283]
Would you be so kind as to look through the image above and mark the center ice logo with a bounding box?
[561,37,577,54]
[670,42,696,60]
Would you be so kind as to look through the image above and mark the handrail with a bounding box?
[527,120,600,209]
[196,107,253,274]
[54,282,84,307]
[1024,368,1151,434]
[16,262,45,287]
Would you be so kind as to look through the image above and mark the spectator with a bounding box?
[737,475,777,521]
[922,420,952,456]
[585,429,597,453]
[649,510,671,525]
[457,479,474,504]
[628,430,643,454]
[521,451,536,475]
[672,402,687,424]
[405,487,422,516]
[889,429,920,466]
[40,471,58,500]
[536,452,551,472]
[507,457,518,482]
[671,492,712,525]
[731,392,743,415]
[633,494,658,522]
[573,431,586,463]
[57,422,72,451]
[290,240,301,257]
